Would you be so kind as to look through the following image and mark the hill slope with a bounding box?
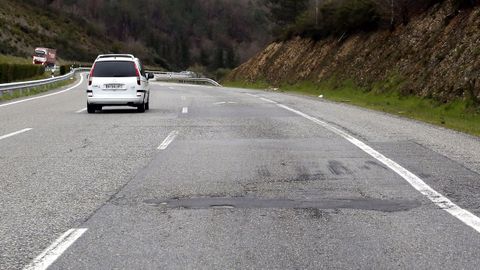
[227,1,480,102]
[1,0,272,70]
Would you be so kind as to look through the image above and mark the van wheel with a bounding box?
[87,104,96,114]
[137,102,146,113]
[145,100,150,110]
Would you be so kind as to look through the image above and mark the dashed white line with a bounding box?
[158,130,179,150]
[0,128,32,141]
[270,101,480,234]
[0,74,85,109]
[23,228,87,270]
[75,107,87,113]
[182,107,188,114]
[214,102,226,105]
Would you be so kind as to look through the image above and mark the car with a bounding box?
[86,54,154,113]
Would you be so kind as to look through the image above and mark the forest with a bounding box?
[15,0,272,72]
[265,0,479,40]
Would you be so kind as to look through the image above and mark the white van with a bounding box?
[86,54,154,113]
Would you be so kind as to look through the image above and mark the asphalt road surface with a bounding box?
[1,73,480,269]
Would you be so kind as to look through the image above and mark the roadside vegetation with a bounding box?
[224,78,480,137]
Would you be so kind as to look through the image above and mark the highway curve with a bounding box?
[1,73,480,269]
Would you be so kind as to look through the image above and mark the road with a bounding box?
[1,73,480,269]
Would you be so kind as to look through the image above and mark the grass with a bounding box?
[224,78,480,137]
[0,77,76,101]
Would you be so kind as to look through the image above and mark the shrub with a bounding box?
[0,63,45,83]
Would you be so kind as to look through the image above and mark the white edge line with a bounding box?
[75,107,87,113]
[274,102,480,234]
[23,228,87,270]
[0,74,85,108]
[182,107,188,114]
[259,97,277,104]
[0,128,33,141]
[158,130,179,150]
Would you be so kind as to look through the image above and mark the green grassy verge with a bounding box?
[0,77,76,102]
[224,79,480,137]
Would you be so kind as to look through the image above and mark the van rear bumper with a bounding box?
[87,97,144,106]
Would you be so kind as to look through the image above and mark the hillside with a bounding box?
[0,0,272,70]
[227,0,480,102]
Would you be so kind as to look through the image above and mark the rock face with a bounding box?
[227,1,480,101]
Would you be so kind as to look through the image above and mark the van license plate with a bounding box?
[104,84,124,89]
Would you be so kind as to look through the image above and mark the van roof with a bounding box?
[95,54,136,61]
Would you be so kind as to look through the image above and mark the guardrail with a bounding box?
[0,67,91,96]
[149,71,222,87]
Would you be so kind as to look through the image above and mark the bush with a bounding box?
[59,65,69,75]
[0,63,45,83]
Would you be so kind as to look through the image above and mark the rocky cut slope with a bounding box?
[227,1,480,102]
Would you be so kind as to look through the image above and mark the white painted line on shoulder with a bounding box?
[168,87,175,90]
[75,107,87,113]
[260,97,277,104]
[0,74,85,109]
[275,102,480,234]
[0,128,32,141]
[245,93,258,98]
[23,228,87,270]
[182,107,188,114]
[158,130,179,150]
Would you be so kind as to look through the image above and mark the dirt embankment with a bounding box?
[227,1,480,101]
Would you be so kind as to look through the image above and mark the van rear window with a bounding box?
[92,61,137,77]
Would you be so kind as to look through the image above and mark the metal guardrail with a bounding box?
[150,71,222,87]
[0,68,91,95]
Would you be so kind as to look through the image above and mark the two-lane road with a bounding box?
[1,74,480,269]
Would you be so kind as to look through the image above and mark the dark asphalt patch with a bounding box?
[143,197,420,212]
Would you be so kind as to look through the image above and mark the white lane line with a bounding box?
[273,102,480,234]
[0,74,85,108]
[0,128,32,141]
[182,107,188,114]
[214,102,226,105]
[168,87,175,90]
[75,107,87,113]
[181,96,186,101]
[245,93,258,98]
[260,97,277,104]
[23,228,87,270]
[158,130,179,150]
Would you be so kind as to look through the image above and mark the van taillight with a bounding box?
[88,64,95,86]
[135,65,141,85]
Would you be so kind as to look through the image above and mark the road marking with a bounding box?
[245,93,258,98]
[0,128,32,141]
[182,107,188,114]
[168,87,175,90]
[270,101,480,234]
[23,228,87,270]
[214,102,226,105]
[181,96,186,101]
[158,131,179,150]
[75,107,87,113]
[0,74,85,109]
